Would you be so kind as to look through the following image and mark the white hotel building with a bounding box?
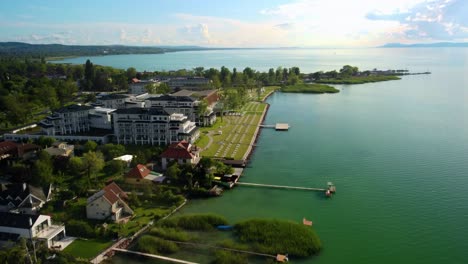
[113,108,199,145]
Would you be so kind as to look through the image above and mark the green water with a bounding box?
[92,48,468,263]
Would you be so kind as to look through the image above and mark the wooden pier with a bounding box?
[236,182,327,192]
[260,123,290,130]
[113,248,198,264]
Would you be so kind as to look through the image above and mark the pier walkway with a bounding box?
[236,182,327,191]
[259,123,290,130]
[113,248,198,264]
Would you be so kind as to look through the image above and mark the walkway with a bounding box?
[113,248,198,264]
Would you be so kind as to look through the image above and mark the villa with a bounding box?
[160,140,200,170]
[86,182,133,223]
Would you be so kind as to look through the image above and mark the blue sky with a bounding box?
[1,0,467,47]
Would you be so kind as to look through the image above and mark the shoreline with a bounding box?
[242,89,276,163]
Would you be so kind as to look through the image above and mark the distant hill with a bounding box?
[0,42,211,58]
[379,42,468,48]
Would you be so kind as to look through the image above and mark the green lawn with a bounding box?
[63,238,113,259]
[199,101,266,160]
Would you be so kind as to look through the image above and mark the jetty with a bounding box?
[236,182,327,192]
[113,248,198,264]
[260,123,290,130]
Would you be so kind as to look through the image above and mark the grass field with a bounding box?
[63,238,113,259]
[200,101,266,160]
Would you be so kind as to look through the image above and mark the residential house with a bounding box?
[112,108,199,145]
[86,182,133,222]
[125,164,165,184]
[0,212,67,249]
[160,141,200,170]
[44,142,74,157]
[0,183,52,214]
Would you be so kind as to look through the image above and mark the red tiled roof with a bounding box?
[160,141,194,159]
[0,141,17,155]
[102,182,127,204]
[126,164,151,179]
[131,78,140,83]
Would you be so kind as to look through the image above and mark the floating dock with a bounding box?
[260,123,290,131]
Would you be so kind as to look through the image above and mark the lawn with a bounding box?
[199,101,266,160]
[63,238,113,259]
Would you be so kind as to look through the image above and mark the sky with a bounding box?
[1,0,467,47]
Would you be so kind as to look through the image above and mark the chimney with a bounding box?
[23,183,27,191]
[29,217,33,227]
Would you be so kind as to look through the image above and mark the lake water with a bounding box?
[73,48,468,263]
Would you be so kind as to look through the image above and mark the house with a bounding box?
[0,183,52,214]
[160,141,200,170]
[125,164,165,184]
[0,212,67,249]
[0,141,40,162]
[44,142,74,157]
[112,108,199,145]
[86,182,133,223]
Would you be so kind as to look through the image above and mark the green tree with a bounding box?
[31,150,53,187]
[166,163,181,183]
[100,143,126,160]
[104,160,125,176]
[36,136,55,148]
[82,151,105,183]
[126,67,137,81]
[84,59,95,90]
[68,156,84,177]
[83,140,98,153]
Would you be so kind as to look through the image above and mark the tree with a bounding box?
[84,60,95,90]
[126,67,137,81]
[31,150,53,187]
[339,65,359,77]
[104,160,125,176]
[83,140,97,153]
[194,67,204,77]
[166,163,181,183]
[196,98,209,125]
[82,151,105,183]
[100,143,126,160]
[211,75,222,89]
[68,156,84,177]
[36,136,55,148]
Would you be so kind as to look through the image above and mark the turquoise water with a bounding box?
[53,47,465,73]
[85,48,468,263]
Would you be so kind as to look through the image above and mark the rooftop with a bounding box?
[0,212,40,229]
[54,104,94,113]
[97,94,130,100]
[114,108,170,116]
[147,95,195,102]
[171,89,216,98]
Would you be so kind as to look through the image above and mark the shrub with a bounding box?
[211,250,248,264]
[148,227,191,242]
[66,220,95,238]
[160,213,228,231]
[234,219,321,257]
[137,235,179,254]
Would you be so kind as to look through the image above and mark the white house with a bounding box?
[95,94,134,109]
[86,182,133,222]
[0,212,67,249]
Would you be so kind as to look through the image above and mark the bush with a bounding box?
[234,219,322,257]
[66,220,95,238]
[188,187,211,198]
[160,213,228,231]
[148,227,191,242]
[137,235,179,254]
